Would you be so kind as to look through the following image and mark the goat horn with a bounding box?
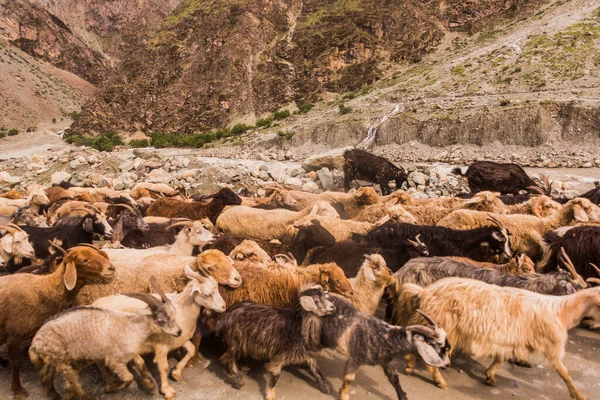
[559,247,587,287]
[405,324,438,338]
[111,203,136,213]
[168,221,194,229]
[75,243,102,252]
[587,277,600,285]
[486,214,506,232]
[526,186,544,195]
[84,204,102,214]
[417,309,438,328]
[415,233,423,245]
[0,225,19,235]
[150,276,170,303]
[589,263,600,276]
[274,253,292,263]
[70,207,97,215]
[48,240,67,255]
[123,292,162,311]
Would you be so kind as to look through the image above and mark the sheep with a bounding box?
[102,220,214,263]
[121,217,214,249]
[289,187,382,218]
[228,239,273,267]
[147,188,242,224]
[348,254,393,315]
[401,206,455,225]
[93,267,226,398]
[45,186,93,204]
[0,223,34,272]
[131,182,180,199]
[292,213,388,243]
[303,234,429,275]
[0,189,20,199]
[390,255,584,296]
[0,243,114,397]
[216,201,339,242]
[343,148,407,195]
[447,253,535,275]
[241,187,298,210]
[216,285,335,400]
[452,161,542,195]
[351,203,417,224]
[0,186,50,216]
[368,218,512,261]
[506,195,561,217]
[388,191,505,212]
[394,278,600,399]
[539,225,600,279]
[437,198,600,261]
[29,278,181,399]
[319,296,450,400]
[76,249,241,305]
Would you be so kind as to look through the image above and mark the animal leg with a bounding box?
[220,350,244,389]
[57,363,89,399]
[343,168,353,192]
[339,362,359,400]
[154,345,176,399]
[40,364,59,400]
[186,329,206,368]
[171,340,196,381]
[264,361,283,400]
[104,362,134,394]
[379,179,392,196]
[425,365,447,389]
[484,356,503,387]
[383,363,408,400]
[549,357,587,400]
[131,355,157,394]
[8,336,27,398]
[305,357,333,394]
[404,354,416,375]
[96,361,118,386]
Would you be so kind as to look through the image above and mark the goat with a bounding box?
[289,187,382,218]
[349,254,393,314]
[368,218,512,261]
[540,226,600,279]
[147,188,242,224]
[102,220,214,263]
[241,187,298,210]
[93,267,226,398]
[0,187,50,216]
[452,161,541,195]
[108,203,149,243]
[0,243,114,397]
[29,278,181,399]
[320,296,450,400]
[0,223,34,272]
[437,198,600,261]
[216,285,335,400]
[215,201,339,242]
[121,217,213,249]
[394,277,600,399]
[447,253,535,275]
[390,255,585,296]
[343,148,407,195]
[8,206,48,227]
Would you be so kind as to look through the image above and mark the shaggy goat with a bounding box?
[348,254,393,314]
[394,278,600,399]
[0,243,114,397]
[29,278,181,399]
[343,149,407,195]
[452,161,541,195]
[540,226,600,279]
[121,217,214,249]
[447,253,535,275]
[285,187,382,219]
[147,188,242,224]
[216,285,335,400]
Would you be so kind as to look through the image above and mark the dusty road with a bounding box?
[0,326,598,400]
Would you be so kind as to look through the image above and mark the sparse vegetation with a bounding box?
[52,118,56,123]
[338,103,353,115]
[129,139,150,148]
[273,109,291,121]
[451,65,466,75]
[296,103,314,114]
[66,132,123,152]
[7,129,19,136]
[256,117,274,128]
[277,130,295,140]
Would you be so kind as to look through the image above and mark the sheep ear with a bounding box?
[63,259,77,291]
[573,205,589,222]
[233,251,244,260]
[363,265,376,281]
[300,296,317,312]
[412,335,446,368]
[1,235,13,254]
[309,204,319,215]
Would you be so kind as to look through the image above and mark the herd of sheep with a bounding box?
[0,148,599,400]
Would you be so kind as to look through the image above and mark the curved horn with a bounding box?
[0,225,19,235]
[167,221,194,230]
[486,214,507,232]
[589,263,600,277]
[123,292,162,311]
[415,233,423,245]
[273,253,292,263]
[526,186,544,195]
[48,240,67,255]
[69,207,98,216]
[405,324,438,338]
[587,277,600,285]
[111,203,137,214]
[559,247,587,287]
[417,309,438,328]
[150,276,170,303]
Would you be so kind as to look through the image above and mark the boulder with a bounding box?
[146,168,172,184]
[0,171,20,184]
[317,167,335,190]
[284,177,303,188]
[301,146,353,172]
[51,171,71,185]
[302,181,319,193]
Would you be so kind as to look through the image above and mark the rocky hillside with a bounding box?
[69,0,548,136]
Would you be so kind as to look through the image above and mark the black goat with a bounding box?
[208,219,336,264]
[216,285,335,399]
[320,296,450,400]
[541,226,600,279]
[304,235,428,277]
[579,182,600,205]
[107,204,149,243]
[121,218,212,249]
[343,149,407,195]
[453,161,540,195]
[20,214,107,259]
[367,222,512,260]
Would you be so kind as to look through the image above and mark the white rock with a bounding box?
[30,154,45,166]
[146,168,172,183]
[114,173,135,190]
[182,169,199,179]
[284,177,303,188]
[51,171,71,185]
[0,171,20,184]
[70,159,81,169]
[119,160,135,171]
[182,157,190,167]
[302,181,319,192]
[317,167,335,190]
[133,158,144,169]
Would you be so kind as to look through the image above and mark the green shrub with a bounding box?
[0,131,6,139]
[230,124,253,135]
[451,65,466,75]
[256,117,273,128]
[273,109,291,121]
[129,139,149,148]
[297,103,313,114]
[52,118,56,123]
[277,130,295,140]
[7,129,18,136]
[67,111,80,120]
[338,104,353,115]
[66,134,93,146]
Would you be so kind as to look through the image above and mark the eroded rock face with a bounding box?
[69,0,545,136]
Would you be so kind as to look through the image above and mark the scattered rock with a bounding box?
[317,167,335,190]
[51,171,71,185]
[146,168,172,183]
[0,171,20,184]
[284,177,303,187]
[302,181,319,192]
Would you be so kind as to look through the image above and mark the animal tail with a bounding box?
[451,167,464,176]
[28,345,44,367]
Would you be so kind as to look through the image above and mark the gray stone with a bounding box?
[259,170,270,181]
[114,173,135,190]
[69,159,81,169]
[583,162,592,168]
[411,172,429,186]
[182,158,190,167]
[284,177,303,188]
[119,160,135,171]
[317,167,335,190]
[302,181,319,193]
[51,171,71,185]
[146,168,172,183]
[0,171,20,184]
[301,146,353,172]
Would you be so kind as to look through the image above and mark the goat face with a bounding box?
[355,187,380,206]
[184,223,214,246]
[299,285,336,317]
[66,246,116,281]
[90,214,113,238]
[487,228,512,258]
[532,196,561,218]
[363,254,392,285]
[184,268,226,313]
[196,249,242,288]
[1,230,35,259]
[310,201,340,219]
[124,211,149,232]
[274,190,298,209]
[230,240,272,265]
[216,188,242,206]
[319,264,353,298]
[406,325,451,369]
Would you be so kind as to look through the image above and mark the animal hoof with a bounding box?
[485,377,497,387]
[232,380,245,390]
[186,355,202,368]
[140,377,158,394]
[169,369,181,382]
[511,359,532,368]
[161,387,177,398]
[437,382,448,390]
[13,387,29,398]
